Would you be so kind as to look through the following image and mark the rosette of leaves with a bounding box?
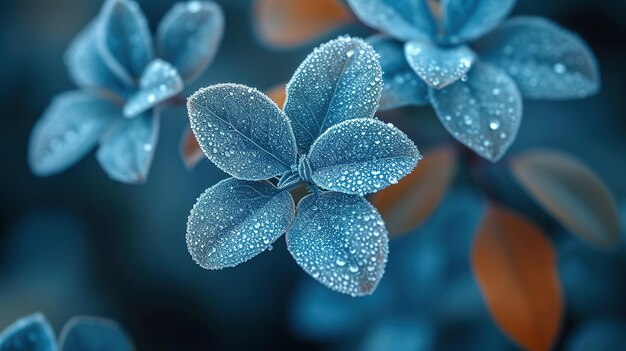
[0,313,134,351]
[347,0,600,161]
[28,0,224,183]
[186,36,421,297]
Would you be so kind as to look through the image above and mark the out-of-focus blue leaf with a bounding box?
[187,84,297,180]
[368,35,429,110]
[96,111,158,183]
[566,319,626,351]
[29,92,118,176]
[64,21,127,96]
[58,317,133,351]
[123,59,183,117]
[477,17,600,100]
[346,0,437,42]
[187,178,294,269]
[404,40,476,89]
[441,0,517,45]
[291,278,392,340]
[157,1,224,82]
[286,192,388,296]
[430,63,522,162]
[283,36,382,154]
[361,317,435,351]
[0,313,55,351]
[308,119,420,195]
[97,0,154,85]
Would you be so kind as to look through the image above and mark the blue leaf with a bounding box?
[0,313,55,351]
[441,0,517,45]
[346,0,438,42]
[97,0,154,85]
[58,317,133,351]
[124,59,183,117]
[404,40,476,89]
[96,111,158,183]
[430,62,522,162]
[29,92,118,176]
[308,118,420,195]
[566,319,626,351]
[277,169,301,189]
[157,1,224,82]
[477,17,600,100]
[187,178,295,269]
[187,84,297,180]
[368,36,429,110]
[286,192,388,296]
[64,21,127,96]
[283,36,383,154]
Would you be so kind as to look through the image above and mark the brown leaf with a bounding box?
[371,145,457,236]
[472,206,563,351]
[511,150,620,249]
[254,0,352,48]
[181,127,204,169]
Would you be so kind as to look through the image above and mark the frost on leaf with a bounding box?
[96,111,159,183]
[58,317,134,351]
[368,35,429,110]
[188,84,297,180]
[308,118,421,195]
[286,192,388,297]
[124,59,183,117]
[477,17,600,100]
[29,92,118,176]
[404,40,476,89]
[430,63,522,162]
[187,178,295,270]
[0,313,55,351]
[284,35,383,154]
[157,1,224,81]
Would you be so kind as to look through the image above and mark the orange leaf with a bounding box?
[180,84,288,169]
[511,150,620,249]
[266,83,287,108]
[472,206,563,351]
[254,0,352,48]
[181,127,204,169]
[371,145,457,236]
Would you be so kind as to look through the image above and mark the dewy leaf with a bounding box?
[404,40,476,89]
[64,21,127,96]
[441,0,517,45]
[188,84,297,180]
[187,178,295,269]
[58,317,133,351]
[430,62,522,162]
[511,150,620,249]
[346,0,438,42]
[97,0,154,85]
[29,92,118,176]
[286,192,388,297]
[124,59,183,117]
[308,119,420,195]
[477,17,600,100]
[368,36,429,110]
[254,0,352,48]
[0,313,56,351]
[372,145,456,236]
[157,1,224,82]
[472,206,563,351]
[283,36,383,154]
[96,111,159,183]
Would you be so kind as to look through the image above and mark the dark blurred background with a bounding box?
[0,0,625,350]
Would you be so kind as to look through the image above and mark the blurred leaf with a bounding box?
[404,41,476,89]
[254,0,352,48]
[0,313,55,351]
[123,59,183,117]
[181,83,288,169]
[441,0,516,45]
[372,145,457,236]
[59,317,134,351]
[472,206,563,351]
[511,150,620,249]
